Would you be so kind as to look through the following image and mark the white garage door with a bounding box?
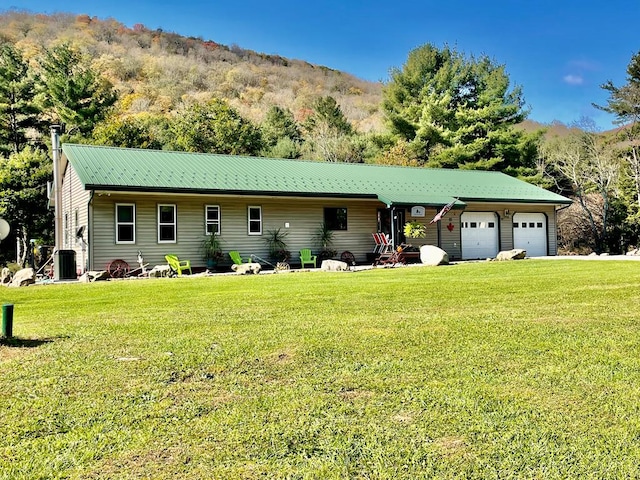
[513,213,547,257]
[461,212,499,259]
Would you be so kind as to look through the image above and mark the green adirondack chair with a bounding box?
[229,251,247,265]
[299,249,317,268]
[165,254,192,276]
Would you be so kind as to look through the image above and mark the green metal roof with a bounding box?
[62,144,571,206]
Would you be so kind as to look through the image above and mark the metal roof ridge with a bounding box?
[62,143,510,175]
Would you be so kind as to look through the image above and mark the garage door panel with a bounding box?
[513,213,547,257]
[461,212,499,259]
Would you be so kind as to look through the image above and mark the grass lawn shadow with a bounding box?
[0,337,56,348]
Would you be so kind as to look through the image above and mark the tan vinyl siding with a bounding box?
[438,210,462,260]
[404,206,462,259]
[90,193,381,270]
[60,164,90,272]
[88,194,562,269]
[405,208,438,247]
[549,210,558,255]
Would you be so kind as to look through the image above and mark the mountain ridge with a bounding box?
[0,9,384,131]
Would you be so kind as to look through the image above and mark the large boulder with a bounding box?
[496,249,527,261]
[321,259,349,272]
[419,245,449,266]
[9,268,35,287]
[231,262,261,275]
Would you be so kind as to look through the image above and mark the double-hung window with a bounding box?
[158,204,176,243]
[116,203,135,244]
[205,205,221,235]
[248,206,262,235]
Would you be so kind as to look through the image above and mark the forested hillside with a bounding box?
[0,10,383,131]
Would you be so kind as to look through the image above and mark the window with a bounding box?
[116,204,136,244]
[324,207,347,230]
[537,222,543,228]
[248,206,262,235]
[158,204,176,243]
[205,205,220,235]
[488,222,495,228]
[513,222,519,228]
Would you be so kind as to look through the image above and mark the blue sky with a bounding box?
[5,1,638,130]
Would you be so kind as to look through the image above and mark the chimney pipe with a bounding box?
[51,125,62,255]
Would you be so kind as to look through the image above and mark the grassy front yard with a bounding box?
[2,260,640,479]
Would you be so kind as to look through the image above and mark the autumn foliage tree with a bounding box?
[540,129,621,253]
[169,99,262,155]
[92,114,169,149]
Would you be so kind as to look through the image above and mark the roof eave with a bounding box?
[84,184,380,200]
[458,197,572,205]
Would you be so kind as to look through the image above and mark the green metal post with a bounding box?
[2,303,13,338]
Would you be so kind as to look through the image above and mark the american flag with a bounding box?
[429,198,457,224]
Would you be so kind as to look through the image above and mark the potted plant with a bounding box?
[313,222,337,261]
[404,221,427,239]
[201,234,223,270]
[263,228,291,263]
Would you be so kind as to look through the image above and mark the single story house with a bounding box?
[54,143,571,273]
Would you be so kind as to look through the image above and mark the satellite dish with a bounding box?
[0,219,9,241]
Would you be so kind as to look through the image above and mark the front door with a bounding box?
[377,208,406,247]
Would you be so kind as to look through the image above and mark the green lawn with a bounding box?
[2,260,640,479]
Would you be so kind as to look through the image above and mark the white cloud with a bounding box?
[563,74,584,86]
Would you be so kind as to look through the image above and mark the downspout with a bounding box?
[84,190,94,273]
[50,125,62,254]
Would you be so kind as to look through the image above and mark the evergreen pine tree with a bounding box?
[38,43,116,137]
[0,43,42,156]
[382,44,531,171]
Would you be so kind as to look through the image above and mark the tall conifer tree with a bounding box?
[0,43,42,156]
[382,44,533,172]
[38,43,116,137]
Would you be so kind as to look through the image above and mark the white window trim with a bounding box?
[116,203,136,244]
[248,206,262,236]
[158,204,177,244]
[205,204,221,236]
